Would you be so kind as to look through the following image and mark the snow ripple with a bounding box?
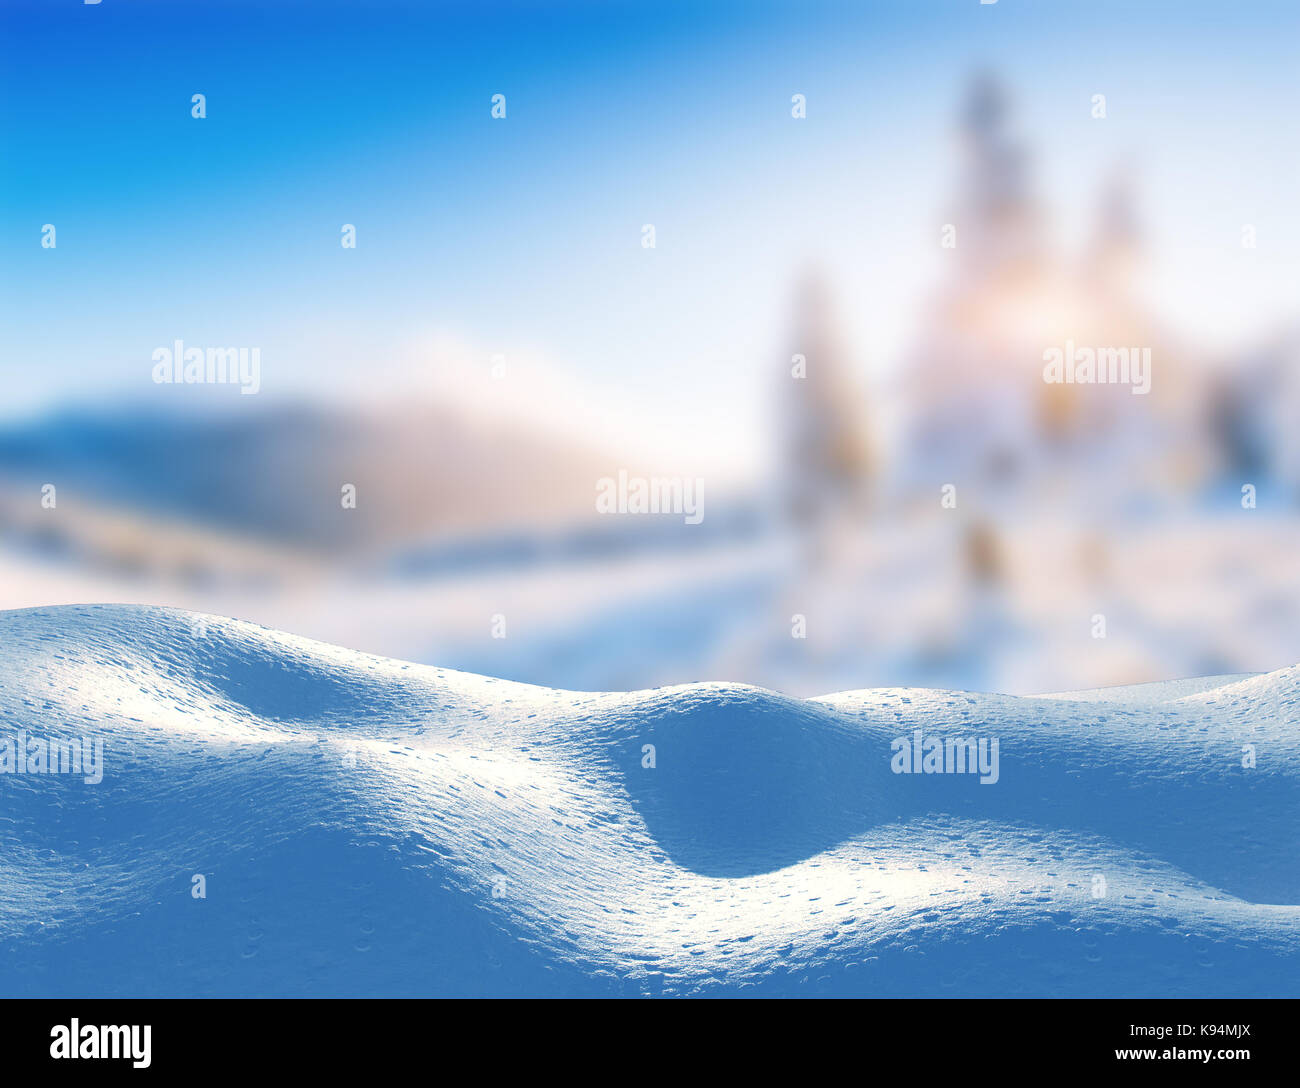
[0,604,1296,996]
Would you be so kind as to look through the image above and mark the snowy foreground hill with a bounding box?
[0,605,1297,997]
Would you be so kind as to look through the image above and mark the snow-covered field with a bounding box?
[1,604,1296,996]
[5,509,1299,701]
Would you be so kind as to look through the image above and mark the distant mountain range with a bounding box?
[0,401,610,568]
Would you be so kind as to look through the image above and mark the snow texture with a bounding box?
[1,604,1296,996]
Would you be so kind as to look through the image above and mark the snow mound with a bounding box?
[1,604,1297,996]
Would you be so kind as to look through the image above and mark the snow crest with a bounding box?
[1,604,1296,996]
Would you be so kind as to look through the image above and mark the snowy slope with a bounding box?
[0,604,1296,997]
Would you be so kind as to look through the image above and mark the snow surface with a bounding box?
[0,604,1296,996]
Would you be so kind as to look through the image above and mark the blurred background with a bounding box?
[2,0,1299,696]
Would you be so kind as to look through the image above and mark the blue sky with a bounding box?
[3,0,1298,471]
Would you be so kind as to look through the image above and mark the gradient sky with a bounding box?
[3,0,1298,473]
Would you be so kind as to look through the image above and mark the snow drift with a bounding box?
[0,604,1296,996]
